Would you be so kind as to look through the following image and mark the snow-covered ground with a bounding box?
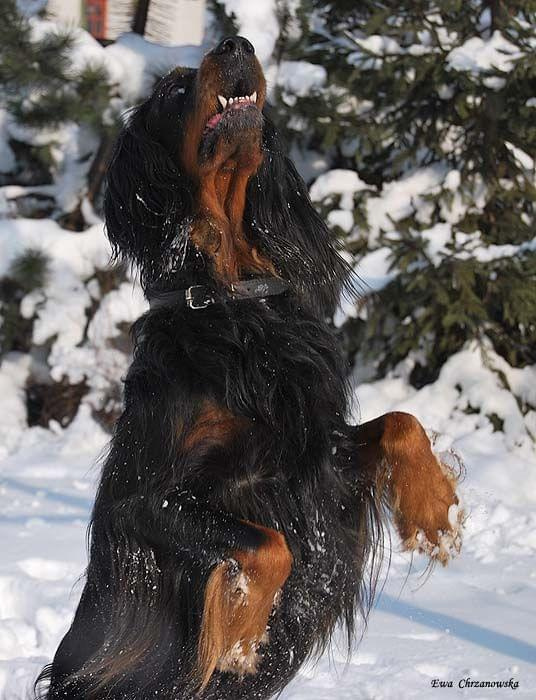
[1,359,535,699]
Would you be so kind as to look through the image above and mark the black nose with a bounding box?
[212,36,255,57]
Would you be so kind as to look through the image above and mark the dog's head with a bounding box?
[105,37,352,315]
[146,36,266,179]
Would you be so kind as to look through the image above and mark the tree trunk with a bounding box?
[132,0,150,35]
[87,132,116,209]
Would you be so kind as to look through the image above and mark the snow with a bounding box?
[218,0,279,65]
[326,209,354,233]
[505,141,535,172]
[1,343,535,697]
[86,282,147,348]
[28,17,122,85]
[310,169,368,210]
[447,31,521,74]
[1,218,111,354]
[0,355,31,459]
[49,124,100,214]
[104,33,204,103]
[365,166,447,240]
[350,34,403,56]
[49,281,148,413]
[356,247,396,293]
[416,227,536,268]
[21,15,205,119]
[347,35,404,71]
[277,61,327,98]
[420,222,453,262]
[447,31,522,88]
[313,164,535,297]
[0,215,145,419]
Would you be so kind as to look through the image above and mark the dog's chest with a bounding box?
[200,306,346,426]
[181,305,347,483]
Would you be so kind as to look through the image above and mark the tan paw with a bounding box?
[396,449,465,565]
[384,415,465,565]
[403,497,464,565]
[197,525,292,689]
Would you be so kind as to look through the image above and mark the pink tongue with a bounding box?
[205,101,252,130]
[206,113,223,130]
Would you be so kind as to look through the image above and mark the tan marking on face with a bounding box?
[179,53,273,285]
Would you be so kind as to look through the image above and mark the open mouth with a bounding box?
[204,91,259,132]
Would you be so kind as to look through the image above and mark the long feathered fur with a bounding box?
[36,52,386,700]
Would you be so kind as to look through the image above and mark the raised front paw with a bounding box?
[400,458,464,565]
[385,414,464,565]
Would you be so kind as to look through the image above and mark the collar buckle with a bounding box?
[185,285,214,309]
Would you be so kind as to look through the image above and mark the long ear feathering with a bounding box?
[245,114,360,318]
[104,100,195,290]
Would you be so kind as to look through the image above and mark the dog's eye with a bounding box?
[166,84,187,99]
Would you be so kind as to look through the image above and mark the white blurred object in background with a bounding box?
[46,0,206,45]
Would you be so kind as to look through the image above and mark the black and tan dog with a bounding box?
[37,36,463,699]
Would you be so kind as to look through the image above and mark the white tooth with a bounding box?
[251,91,257,103]
[229,97,234,104]
[218,95,227,109]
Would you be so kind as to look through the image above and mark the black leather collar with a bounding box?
[147,277,290,310]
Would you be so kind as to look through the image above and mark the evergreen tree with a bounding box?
[0,0,115,219]
[0,249,49,358]
[256,1,536,387]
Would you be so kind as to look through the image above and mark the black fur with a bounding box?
[36,57,384,700]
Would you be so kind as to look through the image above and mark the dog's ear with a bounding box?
[246,113,356,317]
[104,99,194,288]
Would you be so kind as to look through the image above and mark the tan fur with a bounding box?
[184,401,248,451]
[355,412,462,564]
[197,523,292,690]
[190,165,276,284]
[179,52,275,285]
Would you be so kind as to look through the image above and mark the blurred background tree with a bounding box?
[294,0,536,387]
[0,0,115,226]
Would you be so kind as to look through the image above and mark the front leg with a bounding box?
[134,495,292,689]
[198,522,292,689]
[82,388,293,695]
[127,490,293,688]
[348,412,463,564]
[108,489,292,692]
